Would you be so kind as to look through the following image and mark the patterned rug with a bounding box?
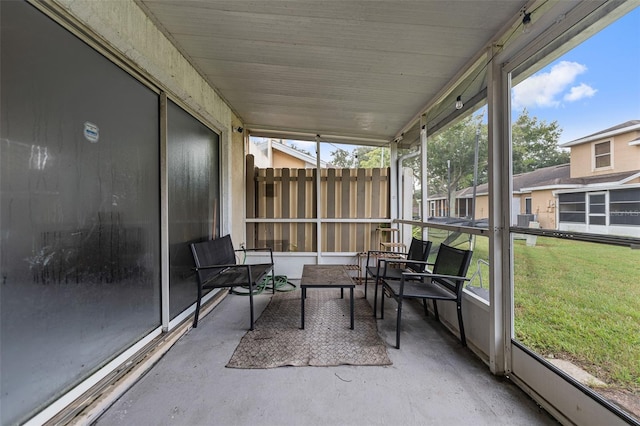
[226,288,392,368]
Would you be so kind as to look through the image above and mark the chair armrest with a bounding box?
[366,250,407,266]
[236,247,273,253]
[379,259,434,276]
[194,263,245,271]
[366,250,408,257]
[393,271,470,297]
[235,247,274,265]
[380,259,433,266]
[401,272,471,282]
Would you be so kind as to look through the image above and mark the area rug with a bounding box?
[226,288,392,368]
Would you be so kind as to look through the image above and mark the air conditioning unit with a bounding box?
[517,214,536,227]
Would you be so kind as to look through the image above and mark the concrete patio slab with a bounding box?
[96,283,558,425]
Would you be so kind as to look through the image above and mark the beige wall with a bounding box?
[569,130,640,178]
[528,189,556,229]
[474,191,556,228]
[53,0,245,242]
[474,195,489,220]
[273,151,307,169]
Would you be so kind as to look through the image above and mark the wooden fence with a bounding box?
[246,154,390,252]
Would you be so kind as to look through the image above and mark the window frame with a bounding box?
[558,192,586,224]
[525,197,532,215]
[587,191,608,226]
[609,187,640,226]
[593,140,612,170]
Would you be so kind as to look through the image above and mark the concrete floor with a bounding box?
[96,283,558,426]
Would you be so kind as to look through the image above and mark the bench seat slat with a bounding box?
[201,263,273,289]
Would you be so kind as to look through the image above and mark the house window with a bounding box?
[587,193,606,226]
[458,199,469,218]
[594,141,611,169]
[609,188,640,226]
[525,197,532,215]
[558,193,586,223]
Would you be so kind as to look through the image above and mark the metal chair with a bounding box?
[364,237,432,317]
[380,243,472,348]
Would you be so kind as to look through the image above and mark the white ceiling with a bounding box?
[137,1,529,144]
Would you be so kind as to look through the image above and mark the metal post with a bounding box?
[315,135,322,264]
[420,116,428,239]
[471,127,480,226]
[487,45,511,375]
[447,159,451,217]
[389,140,398,226]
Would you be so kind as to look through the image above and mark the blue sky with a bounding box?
[511,7,640,144]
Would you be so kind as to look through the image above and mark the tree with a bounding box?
[357,147,390,168]
[329,146,390,168]
[512,109,568,174]
[329,148,355,167]
[327,109,566,214]
[426,114,488,198]
[425,109,567,199]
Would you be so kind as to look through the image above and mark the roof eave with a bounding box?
[560,122,640,147]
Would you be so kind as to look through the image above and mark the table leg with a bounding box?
[350,287,354,329]
[301,287,305,329]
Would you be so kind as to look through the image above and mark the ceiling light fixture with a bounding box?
[455,95,464,110]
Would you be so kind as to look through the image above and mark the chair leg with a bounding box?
[457,301,466,346]
[373,277,380,317]
[395,297,403,349]
[364,271,369,299]
[422,299,428,316]
[249,285,255,331]
[432,300,439,322]
[193,284,202,328]
[380,285,385,320]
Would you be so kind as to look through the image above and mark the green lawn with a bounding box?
[513,237,639,392]
[461,235,639,393]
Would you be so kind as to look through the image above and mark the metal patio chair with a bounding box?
[364,237,432,317]
[380,243,473,349]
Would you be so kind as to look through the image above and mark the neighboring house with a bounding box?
[467,163,573,229]
[555,120,640,237]
[250,138,330,168]
[430,120,640,237]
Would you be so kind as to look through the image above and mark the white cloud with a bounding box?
[512,61,590,109]
[564,83,597,102]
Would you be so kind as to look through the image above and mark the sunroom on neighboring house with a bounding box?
[446,121,640,237]
[556,120,640,237]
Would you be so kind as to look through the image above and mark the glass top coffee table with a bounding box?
[300,264,356,330]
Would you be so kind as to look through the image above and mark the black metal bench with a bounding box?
[190,235,274,330]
